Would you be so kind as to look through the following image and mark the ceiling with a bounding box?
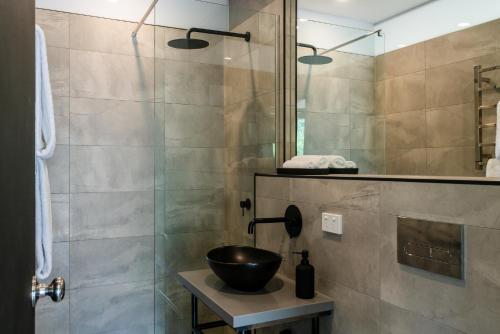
[298,0,435,24]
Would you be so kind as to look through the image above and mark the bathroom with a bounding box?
[0,0,499,333]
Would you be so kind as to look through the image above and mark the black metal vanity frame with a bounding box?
[191,294,330,334]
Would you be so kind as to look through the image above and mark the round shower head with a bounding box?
[298,55,333,65]
[168,38,209,50]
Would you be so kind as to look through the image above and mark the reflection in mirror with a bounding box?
[296,0,500,178]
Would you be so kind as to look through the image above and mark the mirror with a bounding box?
[295,0,500,178]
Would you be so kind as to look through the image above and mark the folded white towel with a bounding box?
[283,158,329,169]
[292,155,356,169]
[291,155,330,167]
[486,159,500,177]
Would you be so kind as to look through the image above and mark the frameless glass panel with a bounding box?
[153,2,279,332]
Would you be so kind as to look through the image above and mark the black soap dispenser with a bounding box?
[293,250,315,299]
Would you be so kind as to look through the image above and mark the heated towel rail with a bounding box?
[474,64,500,170]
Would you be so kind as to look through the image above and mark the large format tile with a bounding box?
[385,110,426,149]
[70,236,153,289]
[70,50,154,101]
[164,59,223,106]
[384,72,425,114]
[380,181,500,229]
[303,112,350,153]
[47,47,70,97]
[385,148,427,175]
[376,43,425,81]
[425,19,499,69]
[156,231,224,275]
[299,76,350,113]
[425,59,475,108]
[165,104,224,148]
[70,98,154,146]
[70,146,154,193]
[427,146,477,177]
[35,9,70,48]
[319,278,380,334]
[70,191,154,240]
[351,149,386,174]
[426,103,475,148]
[53,96,69,145]
[35,293,70,334]
[165,147,224,172]
[70,281,153,334]
[350,80,375,115]
[47,144,69,194]
[163,170,224,191]
[350,114,385,150]
[51,193,69,242]
[70,14,154,57]
[162,188,225,234]
[380,302,466,334]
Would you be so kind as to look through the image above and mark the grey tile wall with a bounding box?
[36,9,155,334]
[256,175,500,334]
[297,47,383,173]
[376,18,500,177]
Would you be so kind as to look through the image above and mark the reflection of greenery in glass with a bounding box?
[297,118,305,156]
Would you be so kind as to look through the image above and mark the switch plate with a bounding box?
[322,213,343,235]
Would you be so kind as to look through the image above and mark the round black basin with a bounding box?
[206,246,282,292]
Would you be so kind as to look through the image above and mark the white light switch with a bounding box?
[322,213,343,235]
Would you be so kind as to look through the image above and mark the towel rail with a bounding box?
[474,64,500,170]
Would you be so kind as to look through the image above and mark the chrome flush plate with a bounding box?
[397,217,464,280]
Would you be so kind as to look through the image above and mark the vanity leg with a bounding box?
[191,294,198,334]
[312,316,320,334]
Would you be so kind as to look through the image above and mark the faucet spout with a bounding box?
[248,217,289,234]
[247,205,303,238]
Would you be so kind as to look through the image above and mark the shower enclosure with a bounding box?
[151,3,280,333]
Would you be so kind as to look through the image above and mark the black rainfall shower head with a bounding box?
[297,42,333,65]
[168,27,250,50]
[298,55,333,65]
[168,38,209,49]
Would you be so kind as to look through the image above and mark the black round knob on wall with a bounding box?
[239,198,251,216]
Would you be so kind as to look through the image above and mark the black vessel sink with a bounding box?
[206,246,282,292]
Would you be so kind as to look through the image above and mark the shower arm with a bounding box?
[132,0,159,39]
[298,43,318,55]
[186,27,251,42]
[320,29,382,55]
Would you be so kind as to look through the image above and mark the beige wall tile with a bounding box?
[425,19,500,69]
[426,59,475,108]
[70,50,154,101]
[350,80,375,115]
[386,148,427,175]
[70,14,154,57]
[376,43,425,81]
[427,147,477,177]
[350,115,385,150]
[385,72,426,114]
[36,9,70,48]
[426,104,475,148]
[386,110,426,149]
[47,47,70,97]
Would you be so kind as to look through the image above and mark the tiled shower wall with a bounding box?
[297,47,383,173]
[376,18,500,176]
[256,175,500,334]
[36,9,156,333]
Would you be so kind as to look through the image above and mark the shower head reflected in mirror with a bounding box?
[168,27,251,50]
[298,43,333,65]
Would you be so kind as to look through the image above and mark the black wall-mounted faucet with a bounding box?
[248,205,302,238]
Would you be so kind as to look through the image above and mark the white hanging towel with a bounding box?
[35,25,56,279]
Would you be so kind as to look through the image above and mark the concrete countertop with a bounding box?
[177,269,334,329]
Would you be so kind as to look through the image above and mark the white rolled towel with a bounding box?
[344,161,357,169]
[283,157,329,169]
[486,159,500,178]
[293,155,347,168]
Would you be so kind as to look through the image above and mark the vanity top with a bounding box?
[178,269,334,329]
